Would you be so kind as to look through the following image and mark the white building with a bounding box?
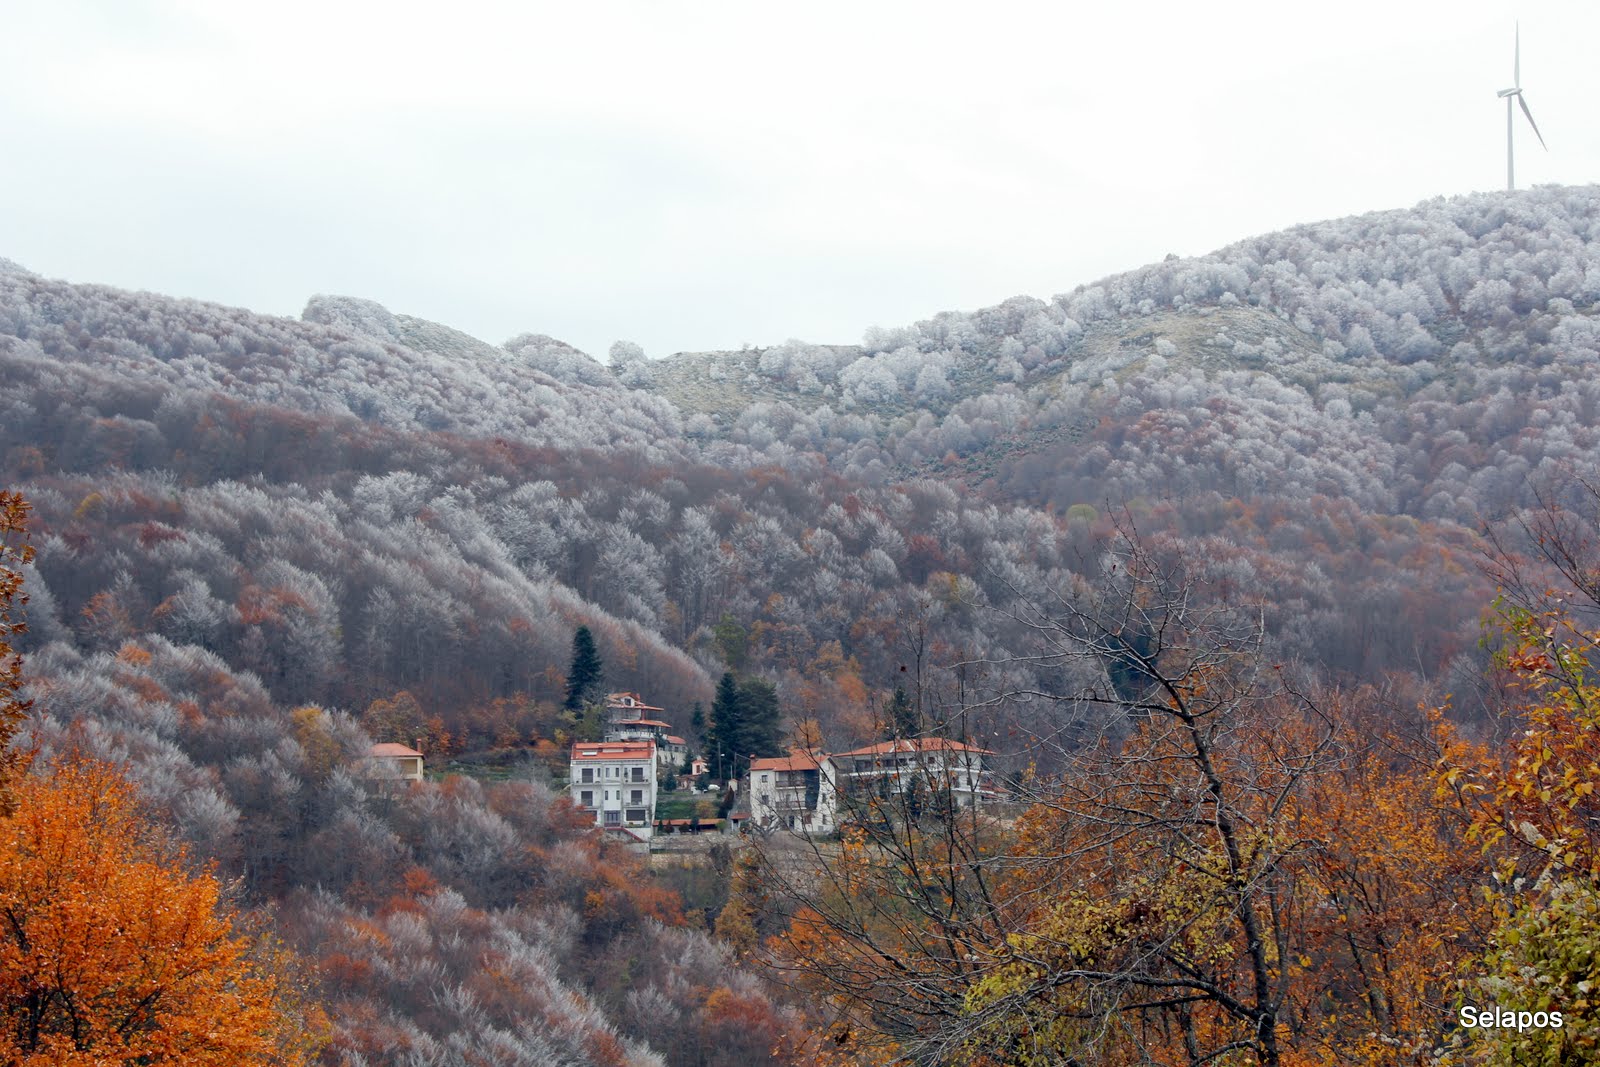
[602,692,687,773]
[605,691,665,725]
[605,718,688,773]
[747,739,996,835]
[570,740,657,842]
[749,751,837,834]
[828,739,995,811]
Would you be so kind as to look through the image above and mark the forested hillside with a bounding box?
[2,185,1599,1063]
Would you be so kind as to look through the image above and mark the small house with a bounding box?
[366,742,425,784]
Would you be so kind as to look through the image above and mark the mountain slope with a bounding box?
[2,185,1599,1065]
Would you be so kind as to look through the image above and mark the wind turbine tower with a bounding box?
[1496,23,1546,191]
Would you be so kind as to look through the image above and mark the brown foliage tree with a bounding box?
[0,491,34,808]
[361,689,425,746]
[763,530,1497,1066]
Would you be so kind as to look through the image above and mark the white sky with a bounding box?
[3,0,1597,359]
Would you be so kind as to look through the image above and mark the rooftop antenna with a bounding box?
[1496,22,1547,191]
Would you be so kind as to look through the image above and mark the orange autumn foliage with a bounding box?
[1282,718,1492,1066]
[771,691,1493,1066]
[1460,603,1600,883]
[0,758,320,1066]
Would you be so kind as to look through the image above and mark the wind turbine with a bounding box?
[1496,22,1546,191]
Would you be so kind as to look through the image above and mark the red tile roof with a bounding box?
[369,742,423,758]
[830,738,992,758]
[750,751,822,772]
[606,692,665,713]
[570,741,656,762]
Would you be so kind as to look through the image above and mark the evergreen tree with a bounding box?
[737,678,782,765]
[884,684,918,739]
[712,614,748,671]
[706,672,782,780]
[707,672,741,780]
[562,626,604,712]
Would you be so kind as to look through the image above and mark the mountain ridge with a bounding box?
[5,184,1597,1066]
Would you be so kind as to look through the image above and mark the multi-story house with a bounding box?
[606,718,688,773]
[749,751,837,833]
[828,738,995,811]
[745,739,997,835]
[603,692,687,773]
[604,691,666,726]
[569,741,657,841]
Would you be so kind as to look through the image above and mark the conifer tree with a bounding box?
[707,672,741,780]
[883,684,918,739]
[562,625,604,712]
[706,673,782,780]
[737,677,782,765]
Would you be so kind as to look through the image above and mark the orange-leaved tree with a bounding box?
[0,755,321,1065]
[767,533,1343,1067]
[1284,711,1493,1066]
[0,491,320,1064]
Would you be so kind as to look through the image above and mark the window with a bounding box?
[630,767,645,782]
[625,808,646,823]
[580,790,593,807]
[630,790,644,805]
[581,768,594,783]
[603,810,621,827]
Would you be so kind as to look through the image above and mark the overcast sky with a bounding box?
[3,0,1598,359]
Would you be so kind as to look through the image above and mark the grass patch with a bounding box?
[438,748,555,785]
[656,793,719,821]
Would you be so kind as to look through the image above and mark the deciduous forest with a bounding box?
[1,185,1599,1064]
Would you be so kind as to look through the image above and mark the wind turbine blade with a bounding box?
[1518,94,1547,149]
[1515,22,1521,87]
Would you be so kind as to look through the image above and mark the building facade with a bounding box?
[749,751,837,833]
[603,692,686,773]
[605,691,666,725]
[569,740,658,841]
[745,739,997,835]
[827,739,995,811]
[366,742,425,784]
[606,718,688,773]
